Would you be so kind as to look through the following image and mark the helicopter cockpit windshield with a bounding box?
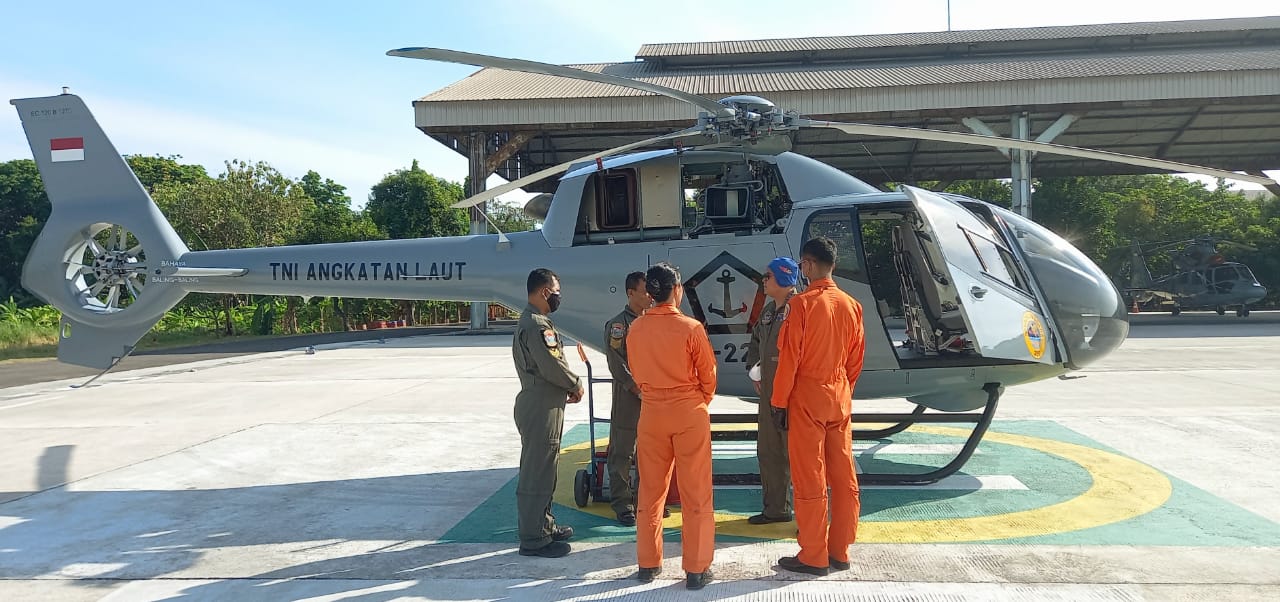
[992,207,1128,369]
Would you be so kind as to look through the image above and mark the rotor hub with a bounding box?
[70,224,149,313]
[91,250,140,283]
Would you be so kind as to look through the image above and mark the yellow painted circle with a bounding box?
[554,425,1172,543]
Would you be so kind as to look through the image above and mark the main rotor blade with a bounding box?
[450,127,708,209]
[798,118,1278,187]
[389,47,729,117]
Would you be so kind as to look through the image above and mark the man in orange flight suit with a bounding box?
[770,236,865,576]
[625,262,717,591]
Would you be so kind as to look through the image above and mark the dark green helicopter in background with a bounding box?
[1126,235,1267,316]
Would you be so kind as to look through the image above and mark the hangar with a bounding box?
[410,15,1280,215]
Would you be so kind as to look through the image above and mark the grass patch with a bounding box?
[0,321,59,361]
[0,321,278,363]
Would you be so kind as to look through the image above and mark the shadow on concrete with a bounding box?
[0,436,964,599]
[0,464,845,601]
[0,322,516,390]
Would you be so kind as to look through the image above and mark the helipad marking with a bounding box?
[553,424,1172,542]
[441,420,1280,546]
[712,443,978,455]
[715,475,1027,491]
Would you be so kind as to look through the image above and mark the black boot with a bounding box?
[686,569,714,590]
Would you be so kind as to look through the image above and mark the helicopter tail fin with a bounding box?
[1128,241,1153,290]
[11,93,191,369]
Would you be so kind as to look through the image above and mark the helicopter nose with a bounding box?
[1250,283,1267,302]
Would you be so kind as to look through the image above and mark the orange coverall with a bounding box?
[625,303,718,574]
[770,277,865,568]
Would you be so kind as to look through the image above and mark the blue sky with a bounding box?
[2,0,1276,208]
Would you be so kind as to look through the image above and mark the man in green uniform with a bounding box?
[512,268,584,558]
[604,271,649,526]
[743,257,800,525]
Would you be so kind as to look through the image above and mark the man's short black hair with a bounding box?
[527,268,558,295]
[801,236,838,267]
[624,271,646,292]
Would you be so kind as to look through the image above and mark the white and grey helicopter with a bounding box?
[12,48,1276,484]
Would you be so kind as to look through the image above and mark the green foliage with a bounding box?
[152,159,313,251]
[0,159,50,304]
[251,299,279,335]
[295,170,386,245]
[487,199,538,233]
[151,160,314,334]
[0,296,60,326]
[1030,176,1121,259]
[366,160,469,239]
[943,180,1013,208]
[1029,175,1278,300]
[299,170,350,209]
[125,155,210,192]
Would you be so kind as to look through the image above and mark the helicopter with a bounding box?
[11,48,1278,484]
[1126,235,1267,317]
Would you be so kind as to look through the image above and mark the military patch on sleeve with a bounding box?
[608,322,625,349]
[543,328,558,348]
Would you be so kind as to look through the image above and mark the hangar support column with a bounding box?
[468,132,489,331]
[1010,113,1031,217]
[961,113,1079,219]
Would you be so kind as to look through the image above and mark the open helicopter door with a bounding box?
[900,186,1057,365]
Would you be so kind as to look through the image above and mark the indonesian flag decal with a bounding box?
[51,137,84,162]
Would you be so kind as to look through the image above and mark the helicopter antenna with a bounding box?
[859,143,896,187]
[475,204,510,247]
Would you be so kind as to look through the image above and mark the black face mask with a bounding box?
[546,292,561,313]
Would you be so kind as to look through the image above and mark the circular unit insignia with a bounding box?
[1022,312,1047,359]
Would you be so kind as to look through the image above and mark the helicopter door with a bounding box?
[901,186,1056,365]
[669,242,778,370]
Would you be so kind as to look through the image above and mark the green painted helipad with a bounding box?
[442,420,1280,546]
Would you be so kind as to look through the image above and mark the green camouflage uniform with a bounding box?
[512,304,581,550]
[604,306,642,516]
[744,295,794,520]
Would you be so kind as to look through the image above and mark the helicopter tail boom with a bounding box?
[1128,242,1155,290]
[12,93,192,369]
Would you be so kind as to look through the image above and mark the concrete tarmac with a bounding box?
[1,320,1277,601]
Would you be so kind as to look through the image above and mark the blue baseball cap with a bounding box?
[767,257,800,287]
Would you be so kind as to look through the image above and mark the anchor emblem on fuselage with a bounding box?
[682,250,767,335]
[707,269,748,318]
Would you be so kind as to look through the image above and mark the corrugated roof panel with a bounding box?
[413,71,1280,131]
[420,49,1280,102]
[635,16,1280,57]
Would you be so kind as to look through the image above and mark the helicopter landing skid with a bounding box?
[708,382,1002,487]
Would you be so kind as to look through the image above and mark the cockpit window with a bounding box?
[958,225,1031,295]
[804,209,866,283]
[593,170,637,230]
[992,207,1128,369]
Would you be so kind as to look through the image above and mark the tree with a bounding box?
[0,160,50,304]
[366,161,470,327]
[294,170,386,332]
[152,160,314,335]
[125,155,209,192]
[296,171,385,245]
[299,170,350,209]
[366,160,469,240]
[1030,176,1120,260]
[487,199,538,234]
[944,180,1012,208]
